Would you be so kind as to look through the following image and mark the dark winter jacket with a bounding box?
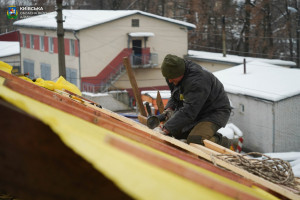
[163,59,231,138]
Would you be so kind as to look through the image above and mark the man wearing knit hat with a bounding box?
[156,54,235,149]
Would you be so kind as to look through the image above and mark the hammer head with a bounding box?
[147,116,160,129]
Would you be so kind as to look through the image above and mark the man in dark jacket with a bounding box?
[156,54,234,148]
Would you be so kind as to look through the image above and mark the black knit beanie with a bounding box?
[161,54,185,79]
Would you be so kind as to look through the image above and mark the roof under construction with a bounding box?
[0,64,300,199]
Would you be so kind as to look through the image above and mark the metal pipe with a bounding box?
[244,58,246,74]
[222,15,226,57]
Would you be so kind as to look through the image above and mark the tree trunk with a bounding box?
[244,0,251,56]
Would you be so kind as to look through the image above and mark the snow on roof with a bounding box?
[0,41,20,57]
[141,90,171,99]
[129,32,154,37]
[188,50,296,67]
[213,61,300,101]
[82,91,109,97]
[13,10,196,31]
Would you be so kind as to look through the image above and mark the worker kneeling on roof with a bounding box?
[155,54,236,149]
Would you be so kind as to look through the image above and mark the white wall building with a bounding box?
[214,61,300,153]
[13,10,195,92]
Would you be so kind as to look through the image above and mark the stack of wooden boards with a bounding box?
[0,69,299,200]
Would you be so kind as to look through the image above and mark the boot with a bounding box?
[214,132,238,151]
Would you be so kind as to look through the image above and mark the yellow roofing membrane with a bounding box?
[0,76,277,200]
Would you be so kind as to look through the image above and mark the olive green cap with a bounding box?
[161,54,185,79]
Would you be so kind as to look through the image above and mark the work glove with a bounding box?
[159,108,174,122]
[153,125,169,135]
[156,113,166,122]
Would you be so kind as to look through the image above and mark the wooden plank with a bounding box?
[203,140,239,155]
[190,143,220,156]
[63,89,100,105]
[156,91,164,114]
[203,140,252,163]
[55,89,97,109]
[137,114,147,125]
[123,57,147,117]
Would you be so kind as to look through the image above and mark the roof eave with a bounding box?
[0,53,20,58]
[226,90,300,103]
[188,56,240,65]
[188,56,296,68]
[135,11,196,29]
[14,24,77,32]
[226,91,276,103]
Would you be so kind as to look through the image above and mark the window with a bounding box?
[66,68,77,86]
[132,19,139,27]
[40,63,51,80]
[30,35,34,49]
[39,36,44,51]
[49,37,53,53]
[22,34,26,47]
[70,39,75,56]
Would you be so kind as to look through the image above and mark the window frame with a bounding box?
[70,39,75,56]
[131,19,139,27]
[22,34,26,47]
[39,36,44,51]
[30,35,34,49]
[49,37,53,53]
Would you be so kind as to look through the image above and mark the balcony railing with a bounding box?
[130,53,158,68]
[81,53,158,93]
